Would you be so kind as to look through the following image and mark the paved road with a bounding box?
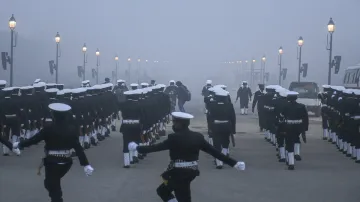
[1,107,359,202]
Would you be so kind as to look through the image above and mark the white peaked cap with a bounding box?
[117,79,125,83]
[46,83,57,86]
[124,89,143,95]
[275,87,286,93]
[48,103,71,112]
[322,84,330,88]
[351,89,360,95]
[0,80,7,85]
[279,89,289,97]
[171,112,194,119]
[34,82,46,88]
[169,80,175,83]
[34,79,41,83]
[242,81,248,84]
[206,80,212,84]
[45,88,59,93]
[214,88,229,96]
[20,86,34,90]
[72,88,87,93]
[213,84,227,89]
[343,89,353,94]
[286,91,299,96]
[130,83,139,87]
[141,82,149,86]
[82,80,90,84]
[2,87,15,91]
[156,84,166,88]
[330,86,345,91]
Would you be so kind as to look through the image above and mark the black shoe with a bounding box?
[322,137,328,140]
[355,160,360,164]
[295,155,302,161]
[84,142,90,149]
[352,156,356,160]
[138,154,144,160]
[71,152,77,157]
[288,165,295,170]
[276,147,279,151]
[216,165,223,169]
[155,134,160,140]
[342,151,347,154]
[111,125,116,132]
[3,153,9,156]
[279,158,285,162]
[133,156,139,163]
[123,165,130,168]
[130,161,134,164]
[90,137,97,146]
[346,154,352,157]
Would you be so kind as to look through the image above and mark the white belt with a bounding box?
[45,118,52,122]
[321,104,327,107]
[214,120,229,124]
[351,116,360,120]
[174,161,198,168]
[286,120,302,124]
[5,114,16,118]
[48,150,71,155]
[122,120,140,124]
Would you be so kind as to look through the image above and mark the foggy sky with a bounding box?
[0,0,360,93]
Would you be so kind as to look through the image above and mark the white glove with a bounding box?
[13,142,19,149]
[128,142,138,151]
[84,165,94,176]
[234,161,245,171]
[12,148,21,156]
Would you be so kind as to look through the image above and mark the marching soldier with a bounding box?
[13,103,94,202]
[128,112,245,202]
[120,89,144,168]
[0,87,22,156]
[236,81,252,115]
[164,80,178,112]
[281,91,309,170]
[207,88,236,169]
[252,84,265,131]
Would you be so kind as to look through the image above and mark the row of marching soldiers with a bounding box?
[119,81,172,168]
[0,79,119,156]
[253,84,309,170]
[319,85,360,163]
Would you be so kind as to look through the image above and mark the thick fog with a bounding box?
[0,0,360,99]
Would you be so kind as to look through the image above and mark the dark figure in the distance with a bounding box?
[128,112,245,202]
[13,103,94,202]
[236,81,252,115]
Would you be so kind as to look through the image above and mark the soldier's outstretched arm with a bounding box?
[200,137,238,167]
[18,128,46,148]
[135,139,170,154]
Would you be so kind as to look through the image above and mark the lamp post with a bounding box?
[82,43,87,81]
[278,46,283,85]
[8,14,16,87]
[96,49,100,84]
[127,57,131,83]
[327,18,335,85]
[115,55,119,81]
[297,36,304,82]
[251,59,255,88]
[262,56,266,84]
[55,32,60,83]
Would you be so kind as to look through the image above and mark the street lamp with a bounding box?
[127,57,131,83]
[8,14,16,87]
[54,32,60,83]
[115,55,119,81]
[96,48,100,84]
[326,18,335,84]
[278,46,283,85]
[297,36,304,82]
[82,43,87,80]
[262,56,266,83]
